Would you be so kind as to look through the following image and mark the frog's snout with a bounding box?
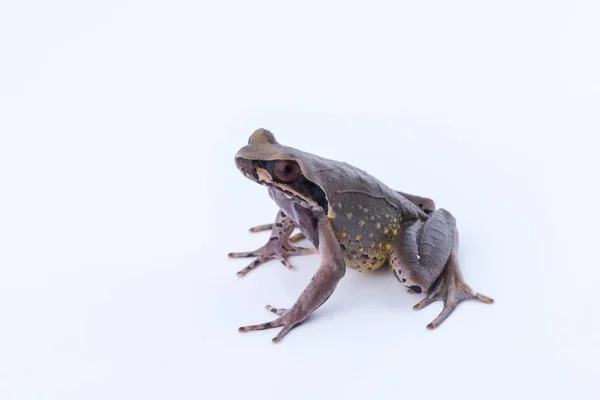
[235,156,258,181]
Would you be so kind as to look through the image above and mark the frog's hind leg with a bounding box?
[413,252,494,329]
[390,209,493,329]
[228,210,317,277]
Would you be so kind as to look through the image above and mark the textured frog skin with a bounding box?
[230,128,493,342]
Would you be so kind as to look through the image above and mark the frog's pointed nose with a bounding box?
[248,128,278,145]
[234,155,254,176]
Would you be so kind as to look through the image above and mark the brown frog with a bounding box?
[229,128,493,343]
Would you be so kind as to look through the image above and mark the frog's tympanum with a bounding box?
[229,128,493,343]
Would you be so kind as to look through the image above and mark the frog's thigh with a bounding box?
[390,210,455,293]
[395,190,435,214]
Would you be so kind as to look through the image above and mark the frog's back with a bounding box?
[299,153,422,272]
[295,150,415,212]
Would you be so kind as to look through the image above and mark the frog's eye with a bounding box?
[273,161,301,183]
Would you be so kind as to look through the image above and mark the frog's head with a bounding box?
[235,128,331,217]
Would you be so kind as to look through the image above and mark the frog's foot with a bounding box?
[239,304,303,343]
[228,237,317,277]
[413,256,494,330]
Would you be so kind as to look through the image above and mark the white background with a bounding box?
[1,1,599,399]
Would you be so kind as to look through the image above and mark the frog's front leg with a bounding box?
[228,210,317,277]
[239,218,345,343]
[390,209,493,329]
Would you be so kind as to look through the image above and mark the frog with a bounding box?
[229,128,493,343]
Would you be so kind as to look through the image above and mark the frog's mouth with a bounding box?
[235,157,330,216]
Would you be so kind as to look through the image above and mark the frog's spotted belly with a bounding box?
[331,200,402,273]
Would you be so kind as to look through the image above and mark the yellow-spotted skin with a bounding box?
[330,194,402,273]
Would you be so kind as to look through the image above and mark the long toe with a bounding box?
[426,302,457,330]
[248,223,274,233]
[475,292,494,304]
[265,305,287,316]
[236,257,269,277]
[228,250,260,258]
[238,304,303,344]
[238,318,283,332]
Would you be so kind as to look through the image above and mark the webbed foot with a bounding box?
[228,236,317,277]
[229,211,316,277]
[413,255,494,330]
